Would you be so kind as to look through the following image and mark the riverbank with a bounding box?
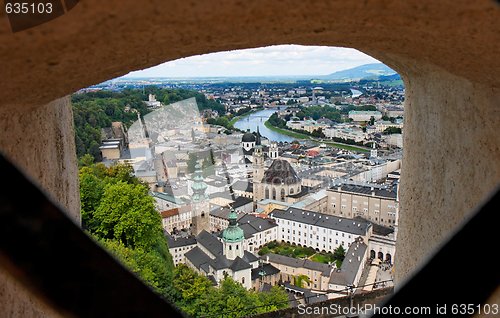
[263,120,311,139]
[264,120,370,153]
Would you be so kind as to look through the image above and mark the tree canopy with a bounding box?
[72,88,226,161]
[171,264,289,317]
[79,163,175,300]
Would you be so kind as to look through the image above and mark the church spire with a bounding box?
[191,163,208,202]
[222,206,245,260]
[256,126,261,146]
[222,206,244,243]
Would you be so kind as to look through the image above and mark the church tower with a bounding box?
[268,142,278,159]
[191,163,210,235]
[370,142,378,159]
[222,208,245,260]
[253,143,265,202]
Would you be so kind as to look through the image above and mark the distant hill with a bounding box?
[376,73,401,81]
[321,63,397,81]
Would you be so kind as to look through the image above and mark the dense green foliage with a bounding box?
[80,162,286,316]
[291,104,376,123]
[267,113,287,129]
[172,264,289,317]
[258,241,315,258]
[206,116,231,129]
[72,88,225,160]
[333,245,346,268]
[259,241,346,267]
[79,163,175,299]
[143,86,225,114]
[383,126,402,134]
[293,274,311,288]
[72,90,151,160]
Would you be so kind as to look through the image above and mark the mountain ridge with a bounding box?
[320,63,397,81]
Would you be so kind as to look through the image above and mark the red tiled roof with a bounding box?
[160,208,179,218]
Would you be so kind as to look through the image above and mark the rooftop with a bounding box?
[329,239,368,286]
[329,184,397,199]
[270,207,371,236]
[262,159,301,185]
[165,234,197,249]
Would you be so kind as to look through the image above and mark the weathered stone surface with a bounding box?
[397,63,500,283]
[0,0,499,316]
[0,97,80,222]
[0,1,499,110]
[0,98,78,317]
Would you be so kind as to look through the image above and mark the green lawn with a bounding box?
[310,253,335,264]
[258,241,315,258]
[322,141,370,153]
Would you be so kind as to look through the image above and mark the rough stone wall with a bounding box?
[397,62,500,283]
[0,97,80,222]
[0,1,499,111]
[0,0,498,316]
[0,97,79,317]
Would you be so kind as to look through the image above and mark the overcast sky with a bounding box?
[123,45,380,78]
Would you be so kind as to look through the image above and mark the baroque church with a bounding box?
[241,128,302,204]
[241,127,279,164]
[185,208,260,289]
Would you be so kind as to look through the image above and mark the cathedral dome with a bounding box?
[222,209,245,242]
[262,159,301,185]
[242,131,256,143]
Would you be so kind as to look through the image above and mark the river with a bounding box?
[233,108,295,142]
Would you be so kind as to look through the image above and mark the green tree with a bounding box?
[79,153,95,167]
[257,285,289,312]
[79,162,175,301]
[202,155,215,177]
[311,128,325,138]
[293,274,311,288]
[333,245,346,261]
[79,169,105,231]
[97,238,174,297]
[369,116,375,126]
[93,181,162,249]
[383,126,402,134]
[187,153,198,173]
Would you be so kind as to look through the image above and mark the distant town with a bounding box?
[79,71,404,308]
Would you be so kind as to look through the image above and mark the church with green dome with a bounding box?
[222,209,245,260]
[184,207,273,290]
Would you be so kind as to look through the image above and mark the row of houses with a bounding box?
[168,206,395,294]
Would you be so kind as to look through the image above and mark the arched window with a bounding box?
[272,188,276,200]
[265,187,269,199]
[236,245,239,250]
[281,188,285,201]
[290,188,294,194]
[229,245,232,250]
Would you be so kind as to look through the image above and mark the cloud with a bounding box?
[124,45,380,77]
